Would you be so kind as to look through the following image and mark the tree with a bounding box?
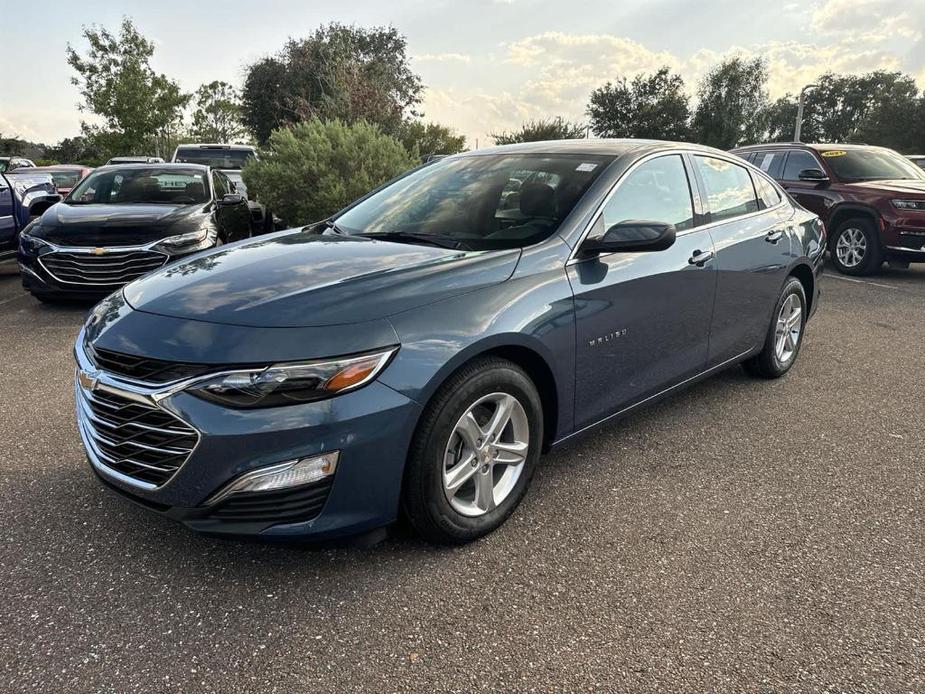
[46,135,106,165]
[66,18,189,157]
[587,67,691,140]
[764,71,925,151]
[190,81,245,143]
[691,57,769,149]
[241,24,423,145]
[241,119,417,226]
[491,117,586,145]
[397,121,466,159]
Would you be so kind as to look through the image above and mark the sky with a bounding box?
[2,0,924,148]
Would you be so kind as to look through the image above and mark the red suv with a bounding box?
[732,143,925,275]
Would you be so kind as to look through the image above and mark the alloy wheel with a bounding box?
[442,392,529,517]
[835,227,867,268]
[774,293,803,364]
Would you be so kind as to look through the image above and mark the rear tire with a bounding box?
[744,276,807,379]
[831,217,882,276]
[402,357,543,544]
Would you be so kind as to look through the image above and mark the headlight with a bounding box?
[891,199,925,210]
[19,226,48,253]
[189,348,398,408]
[153,227,214,252]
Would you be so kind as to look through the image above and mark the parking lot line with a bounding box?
[823,274,897,290]
[0,292,30,307]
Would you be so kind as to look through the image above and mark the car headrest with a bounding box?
[519,183,556,218]
[184,182,205,198]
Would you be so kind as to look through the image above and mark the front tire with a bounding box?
[831,217,882,275]
[402,357,543,544]
[744,276,807,379]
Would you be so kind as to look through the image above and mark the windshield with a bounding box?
[173,148,255,169]
[67,168,210,205]
[823,148,925,182]
[334,153,614,250]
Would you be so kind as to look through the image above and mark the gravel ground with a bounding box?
[0,261,922,693]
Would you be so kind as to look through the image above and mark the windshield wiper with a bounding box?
[317,218,349,235]
[358,231,470,250]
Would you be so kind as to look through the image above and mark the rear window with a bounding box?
[50,171,81,189]
[174,147,255,169]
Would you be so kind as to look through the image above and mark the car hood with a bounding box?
[35,202,207,246]
[846,179,925,195]
[123,230,521,328]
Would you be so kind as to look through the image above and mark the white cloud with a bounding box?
[413,52,471,64]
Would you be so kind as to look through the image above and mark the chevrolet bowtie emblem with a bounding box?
[77,370,99,391]
[91,247,107,255]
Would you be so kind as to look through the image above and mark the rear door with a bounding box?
[567,153,717,429]
[690,155,793,365]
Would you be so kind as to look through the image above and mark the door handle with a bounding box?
[765,230,785,244]
[688,249,715,266]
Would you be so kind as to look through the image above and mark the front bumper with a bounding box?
[75,330,422,541]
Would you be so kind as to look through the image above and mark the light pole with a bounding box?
[794,83,818,142]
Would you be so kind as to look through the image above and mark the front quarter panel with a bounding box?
[379,238,576,441]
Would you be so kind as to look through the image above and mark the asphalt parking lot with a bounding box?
[0,261,922,693]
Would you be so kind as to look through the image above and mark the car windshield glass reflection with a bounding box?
[174,149,254,168]
[334,153,614,250]
[67,168,210,205]
[824,149,925,182]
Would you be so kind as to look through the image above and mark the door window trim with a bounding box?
[567,149,788,263]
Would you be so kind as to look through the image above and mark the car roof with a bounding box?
[94,163,211,172]
[175,143,256,151]
[26,164,91,172]
[456,138,729,159]
[733,142,892,153]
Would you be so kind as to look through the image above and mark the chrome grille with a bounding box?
[41,249,167,286]
[76,384,198,487]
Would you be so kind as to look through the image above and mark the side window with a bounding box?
[754,151,785,180]
[693,155,759,223]
[597,155,694,234]
[753,173,782,210]
[212,171,228,197]
[782,150,819,181]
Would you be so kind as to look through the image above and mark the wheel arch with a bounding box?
[412,334,563,451]
[787,261,816,315]
[827,204,881,246]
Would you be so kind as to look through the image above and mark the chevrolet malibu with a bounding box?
[75,140,825,544]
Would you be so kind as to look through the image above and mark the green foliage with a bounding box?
[190,81,245,143]
[241,24,423,145]
[66,18,189,157]
[397,121,466,159]
[691,57,770,149]
[587,67,691,140]
[765,71,925,151]
[491,118,586,145]
[241,119,417,226]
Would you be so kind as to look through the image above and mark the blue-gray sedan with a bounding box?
[75,139,825,544]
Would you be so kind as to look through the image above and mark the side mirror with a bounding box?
[218,193,244,206]
[798,168,829,182]
[580,221,676,255]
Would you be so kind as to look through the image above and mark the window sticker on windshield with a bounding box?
[822,150,847,157]
[576,163,598,172]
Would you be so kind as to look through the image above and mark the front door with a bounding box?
[567,154,717,430]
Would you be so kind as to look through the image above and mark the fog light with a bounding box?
[205,452,339,506]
